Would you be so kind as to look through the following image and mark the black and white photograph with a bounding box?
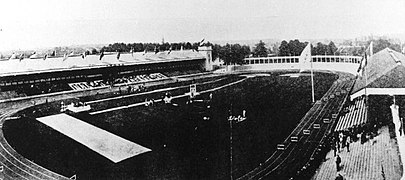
[0,0,405,179]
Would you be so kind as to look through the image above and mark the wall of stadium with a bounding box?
[242,56,362,75]
[0,58,206,89]
[241,63,359,74]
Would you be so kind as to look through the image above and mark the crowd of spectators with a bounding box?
[13,83,70,96]
[113,73,167,85]
[69,80,107,90]
[68,73,167,91]
[293,118,385,179]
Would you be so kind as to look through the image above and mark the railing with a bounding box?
[244,55,362,64]
[242,55,363,75]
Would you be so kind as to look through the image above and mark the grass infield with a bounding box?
[4,71,338,179]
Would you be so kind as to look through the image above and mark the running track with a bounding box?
[0,74,242,180]
[0,72,355,179]
[237,73,356,179]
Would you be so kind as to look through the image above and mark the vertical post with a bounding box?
[229,117,233,180]
[198,46,213,71]
[365,52,368,108]
[364,46,369,123]
[311,48,315,103]
[228,102,233,180]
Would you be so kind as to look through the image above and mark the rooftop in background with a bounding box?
[0,50,205,76]
[351,48,405,94]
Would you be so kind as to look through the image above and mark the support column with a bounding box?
[198,46,213,71]
[390,103,405,180]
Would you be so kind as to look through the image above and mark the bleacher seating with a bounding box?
[335,97,367,132]
[68,73,168,91]
[69,80,107,91]
[113,73,168,85]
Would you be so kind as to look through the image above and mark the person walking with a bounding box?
[336,155,341,172]
[332,142,337,157]
[335,173,344,180]
[346,136,350,152]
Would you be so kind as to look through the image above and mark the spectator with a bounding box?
[145,98,150,106]
[127,86,131,94]
[400,118,403,136]
[332,143,337,157]
[335,173,344,180]
[336,155,341,171]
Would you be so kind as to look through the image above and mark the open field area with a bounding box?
[4,72,339,179]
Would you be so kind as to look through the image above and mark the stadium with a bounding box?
[0,43,404,180]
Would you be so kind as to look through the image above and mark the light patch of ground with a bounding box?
[311,126,402,180]
[280,73,311,77]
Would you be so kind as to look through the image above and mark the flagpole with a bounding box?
[365,59,367,102]
[364,43,370,107]
[310,45,315,103]
[228,103,233,180]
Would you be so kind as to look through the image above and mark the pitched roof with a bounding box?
[0,50,205,75]
[351,48,405,93]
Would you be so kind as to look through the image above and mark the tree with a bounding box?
[211,44,221,61]
[287,39,306,56]
[370,38,401,54]
[312,42,328,55]
[90,48,98,54]
[253,40,268,57]
[278,40,290,56]
[327,41,338,55]
[217,43,250,65]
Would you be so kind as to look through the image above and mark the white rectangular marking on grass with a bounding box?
[37,114,151,163]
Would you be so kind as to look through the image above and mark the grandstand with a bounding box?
[0,47,212,99]
[351,48,405,99]
[311,48,405,180]
[334,97,367,132]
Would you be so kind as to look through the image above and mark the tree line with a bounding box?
[100,42,203,53]
[2,37,400,62]
[98,38,402,65]
[99,41,251,65]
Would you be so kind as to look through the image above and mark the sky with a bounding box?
[0,0,404,51]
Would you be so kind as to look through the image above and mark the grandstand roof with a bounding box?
[0,50,205,76]
[351,48,405,94]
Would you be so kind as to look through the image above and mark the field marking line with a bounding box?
[265,79,352,178]
[240,75,353,179]
[86,77,227,104]
[90,78,247,115]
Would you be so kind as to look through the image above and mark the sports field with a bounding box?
[3,71,338,179]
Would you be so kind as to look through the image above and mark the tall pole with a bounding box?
[229,102,233,180]
[229,117,233,180]
[365,62,367,103]
[364,45,369,125]
[311,46,315,103]
[311,61,315,103]
[365,47,368,107]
